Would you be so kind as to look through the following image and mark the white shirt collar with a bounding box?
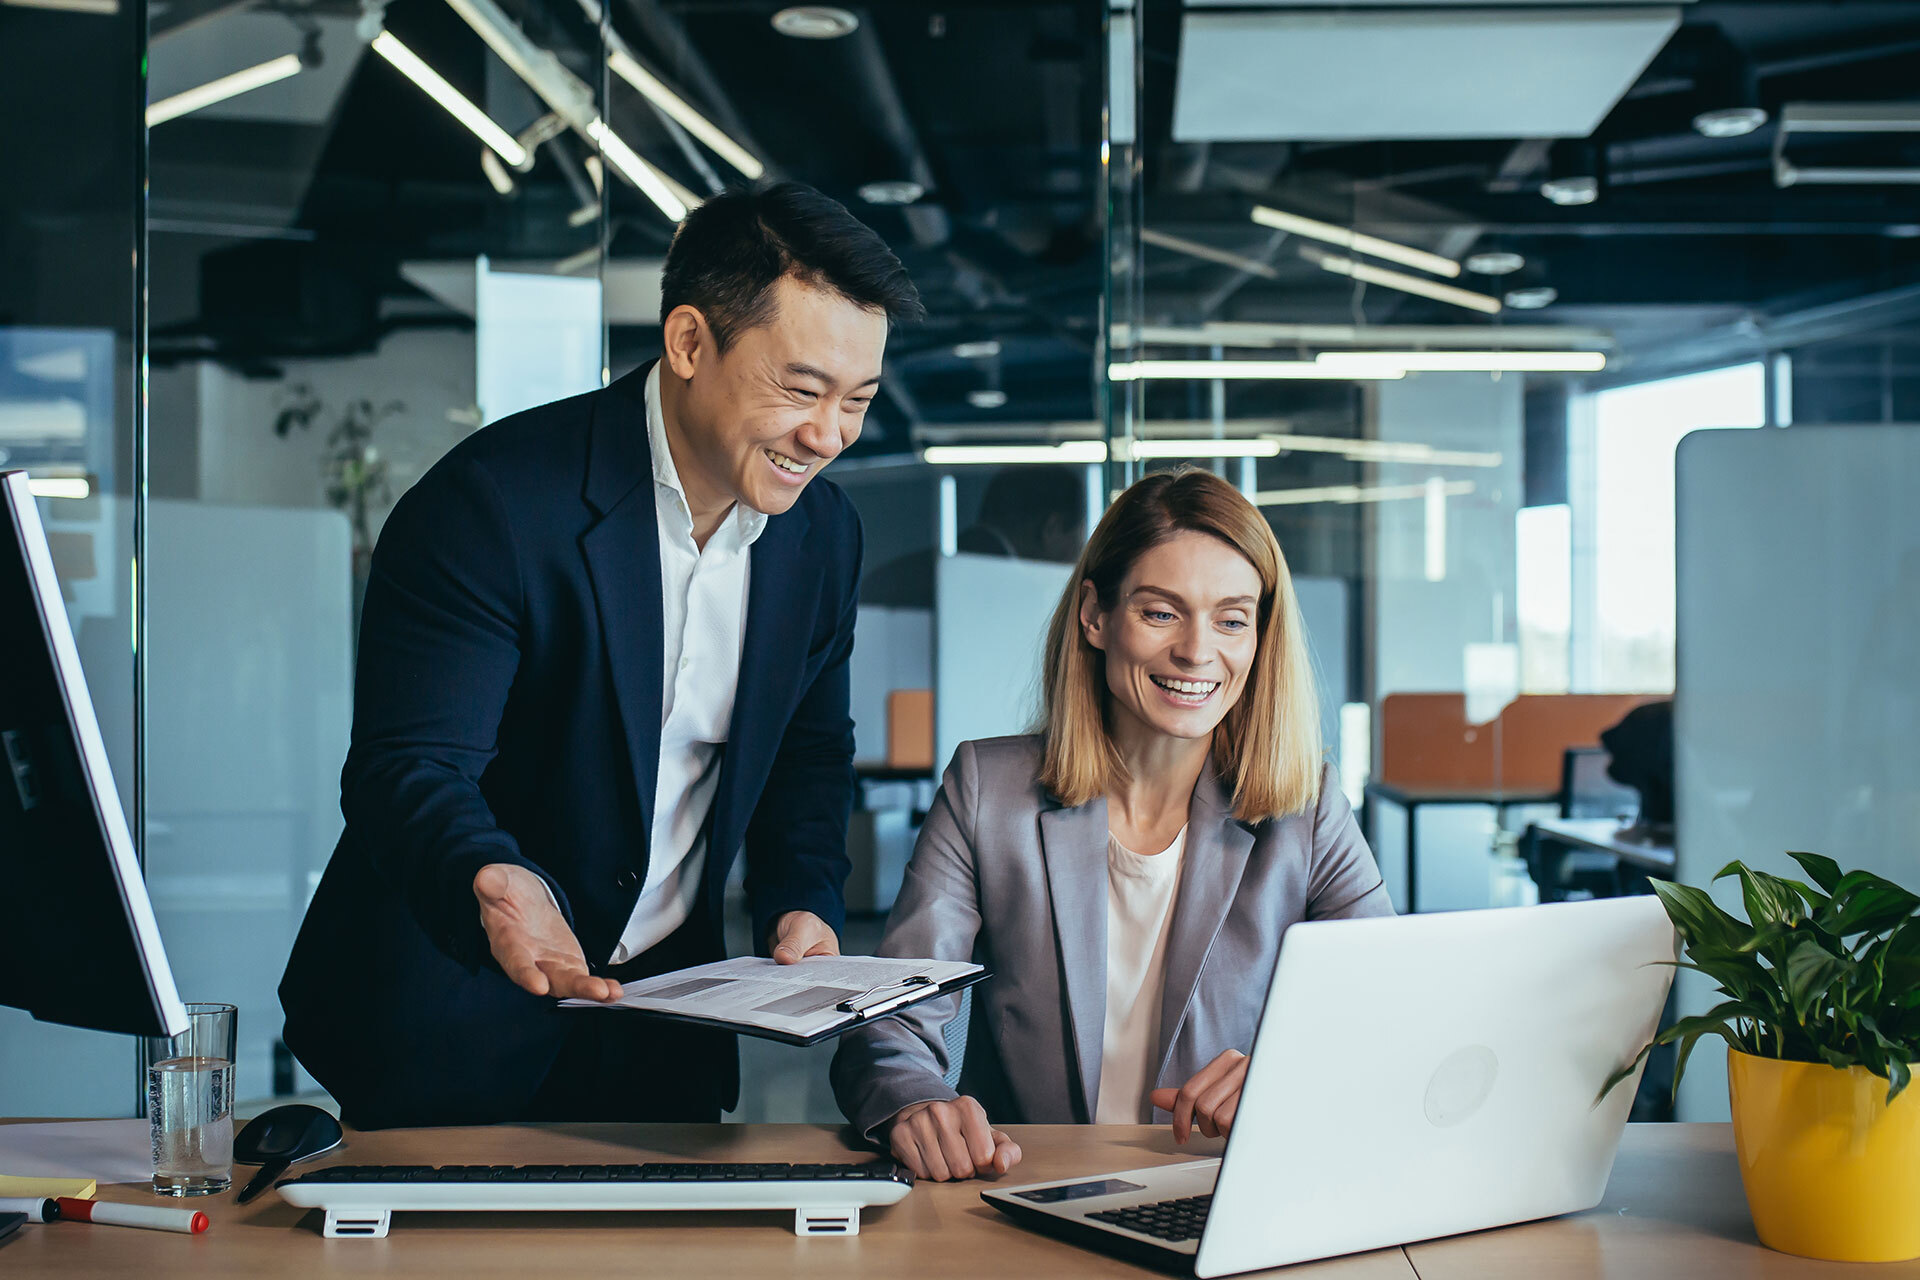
[644,362,769,546]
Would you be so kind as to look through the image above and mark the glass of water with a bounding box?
[146,1003,237,1197]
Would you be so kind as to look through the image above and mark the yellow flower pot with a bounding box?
[1728,1047,1920,1262]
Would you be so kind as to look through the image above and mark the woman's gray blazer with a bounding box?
[830,734,1393,1141]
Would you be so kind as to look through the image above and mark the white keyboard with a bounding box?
[275,1160,914,1238]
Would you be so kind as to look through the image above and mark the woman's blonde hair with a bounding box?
[1035,467,1321,822]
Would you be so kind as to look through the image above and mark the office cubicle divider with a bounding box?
[1675,422,1920,1120]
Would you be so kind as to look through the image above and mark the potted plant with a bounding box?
[1605,851,1920,1262]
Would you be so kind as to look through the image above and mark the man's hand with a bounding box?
[1149,1049,1249,1143]
[769,910,840,964]
[473,863,622,1002]
[886,1098,1022,1182]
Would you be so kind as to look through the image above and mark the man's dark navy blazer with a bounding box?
[279,363,859,1128]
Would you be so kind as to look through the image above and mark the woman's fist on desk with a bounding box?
[886,1096,1022,1182]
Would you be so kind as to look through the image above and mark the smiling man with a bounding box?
[279,183,923,1127]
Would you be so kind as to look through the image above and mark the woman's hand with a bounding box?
[885,1097,1023,1181]
[1148,1049,1249,1143]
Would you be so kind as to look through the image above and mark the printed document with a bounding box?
[560,954,984,1041]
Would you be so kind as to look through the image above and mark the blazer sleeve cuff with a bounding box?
[853,1076,963,1147]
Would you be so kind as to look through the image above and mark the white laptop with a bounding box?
[982,895,1676,1277]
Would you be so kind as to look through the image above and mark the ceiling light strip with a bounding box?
[26,477,91,499]
[1114,322,1614,351]
[1256,480,1475,507]
[1251,204,1460,279]
[922,443,1108,465]
[1140,229,1280,279]
[1127,439,1280,459]
[1111,360,1404,382]
[440,0,690,220]
[146,53,303,126]
[371,34,528,166]
[587,119,690,221]
[1264,436,1503,467]
[607,48,764,180]
[1,0,118,12]
[1312,252,1502,316]
[1315,350,1607,374]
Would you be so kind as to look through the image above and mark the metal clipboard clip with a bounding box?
[836,974,935,1018]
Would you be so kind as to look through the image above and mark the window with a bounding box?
[1572,363,1769,692]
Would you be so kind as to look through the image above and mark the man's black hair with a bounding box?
[659,181,924,350]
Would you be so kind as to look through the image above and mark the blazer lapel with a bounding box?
[580,367,665,867]
[1154,766,1257,1080]
[1039,798,1110,1122]
[705,505,821,902]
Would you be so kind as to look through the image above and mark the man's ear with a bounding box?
[1078,580,1107,651]
[661,304,707,380]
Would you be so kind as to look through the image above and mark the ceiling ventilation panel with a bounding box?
[1173,7,1682,142]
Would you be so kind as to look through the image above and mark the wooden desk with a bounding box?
[1406,1123,1916,1279]
[4,1122,1909,1278]
[0,1121,1409,1279]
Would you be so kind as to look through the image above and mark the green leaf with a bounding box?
[1883,924,1920,995]
[1651,879,1754,954]
[1787,850,1845,896]
[1598,1002,1761,1105]
[1717,862,1805,928]
[1817,872,1920,938]
[1735,921,1796,956]
[1668,1015,1750,1101]
[1784,937,1848,1025]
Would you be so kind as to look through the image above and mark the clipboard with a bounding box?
[561,958,991,1047]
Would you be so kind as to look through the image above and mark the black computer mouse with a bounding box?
[233,1104,344,1205]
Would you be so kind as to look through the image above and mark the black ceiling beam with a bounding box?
[1755,31,1920,80]
[1486,139,1554,195]
[1144,187,1917,236]
[1586,276,1920,388]
[150,0,253,42]
[844,19,949,248]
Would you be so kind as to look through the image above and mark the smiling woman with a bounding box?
[831,467,1393,1182]
[1041,467,1323,825]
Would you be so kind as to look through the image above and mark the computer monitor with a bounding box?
[0,470,187,1038]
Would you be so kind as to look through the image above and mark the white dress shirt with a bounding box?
[602,365,766,965]
[1094,825,1187,1123]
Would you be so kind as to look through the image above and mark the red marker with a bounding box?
[54,1197,208,1235]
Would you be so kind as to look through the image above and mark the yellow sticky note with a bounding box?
[0,1175,96,1199]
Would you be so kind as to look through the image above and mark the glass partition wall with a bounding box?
[1102,1,1920,1124]
[13,0,1920,1125]
[0,0,148,1116]
[140,0,641,1108]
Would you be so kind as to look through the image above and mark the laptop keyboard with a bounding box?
[1087,1192,1213,1242]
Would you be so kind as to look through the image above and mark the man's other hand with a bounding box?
[473,863,623,1002]
[769,910,840,964]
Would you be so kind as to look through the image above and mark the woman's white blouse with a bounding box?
[1095,825,1188,1123]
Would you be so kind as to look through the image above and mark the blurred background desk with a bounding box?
[1524,818,1676,904]
[1363,782,1558,913]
